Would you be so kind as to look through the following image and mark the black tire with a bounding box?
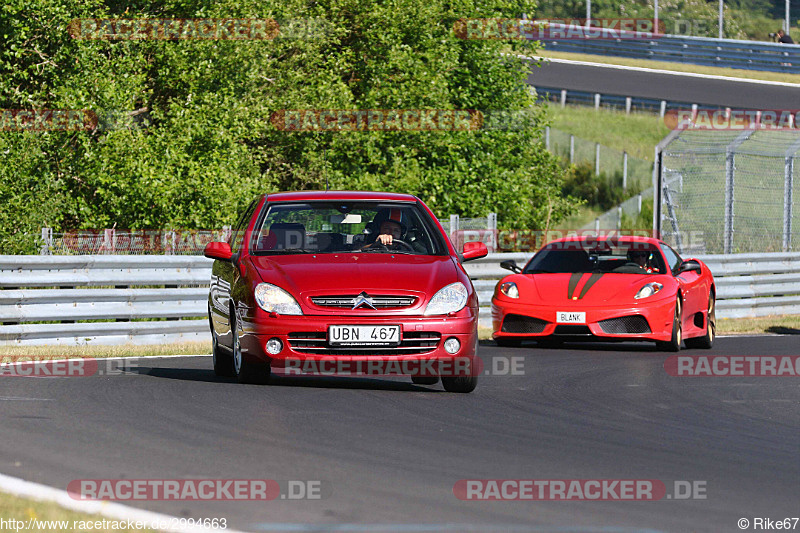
[685,291,715,349]
[411,376,439,385]
[212,331,235,377]
[495,337,522,347]
[231,311,271,385]
[656,297,682,352]
[441,357,478,393]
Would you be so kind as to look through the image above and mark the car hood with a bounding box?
[515,272,661,304]
[250,253,459,312]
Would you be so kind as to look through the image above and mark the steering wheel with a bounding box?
[367,239,416,252]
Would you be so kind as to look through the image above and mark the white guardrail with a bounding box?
[1,252,799,345]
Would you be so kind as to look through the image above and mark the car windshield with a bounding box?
[523,242,666,274]
[250,201,446,255]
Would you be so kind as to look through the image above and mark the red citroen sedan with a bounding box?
[204,191,488,392]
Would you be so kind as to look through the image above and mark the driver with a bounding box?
[366,218,404,248]
[628,250,655,273]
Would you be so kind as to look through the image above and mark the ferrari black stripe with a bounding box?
[567,272,583,300]
[577,272,604,300]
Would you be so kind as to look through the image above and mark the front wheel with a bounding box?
[656,297,682,352]
[441,357,478,393]
[212,332,235,377]
[685,291,715,349]
[232,311,271,385]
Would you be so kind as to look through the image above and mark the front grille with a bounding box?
[598,315,651,334]
[553,325,592,336]
[501,314,548,334]
[310,295,416,308]
[288,331,440,355]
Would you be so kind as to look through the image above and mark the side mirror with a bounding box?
[678,259,701,275]
[500,260,522,274]
[461,241,488,262]
[204,241,233,261]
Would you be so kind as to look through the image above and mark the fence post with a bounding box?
[545,126,550,150]
[595,143,600,176]
[638,193,643,216]
[783,139,800,251]
[569,135,575,163]
[103,228,114,255]
[40,227,52,255]
[659,101,666,118]
[487,212,497,252]
[449,214,459,245]
[622,151,628,191]
[724,130,753,254]
[617,206,622,229]
[594,93,600,111]
[595,217,600,232]
[691,103,698,121]
[560,89,567,108]
[625,97,631,114]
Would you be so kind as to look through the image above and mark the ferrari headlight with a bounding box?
[499,282,519,299]
[254,283,303,315]
[634,282,663,300]
[424,282,468,315]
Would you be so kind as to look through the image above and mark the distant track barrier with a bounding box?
[1,252,798,345]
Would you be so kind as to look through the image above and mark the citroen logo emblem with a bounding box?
[352,291,376,310]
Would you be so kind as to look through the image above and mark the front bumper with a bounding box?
[491,297,675,342]
[238,310,479,375]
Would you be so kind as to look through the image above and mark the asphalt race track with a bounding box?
[0,336,798,532]
[526,59,800,110]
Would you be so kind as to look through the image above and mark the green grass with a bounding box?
[546,104,671,161]
[0,491,156,532]
[536,49,800,85]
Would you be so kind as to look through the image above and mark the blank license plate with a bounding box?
[328,325,401,346]
[557,311,586,323]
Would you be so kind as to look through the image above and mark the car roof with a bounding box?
[264,191,419,203]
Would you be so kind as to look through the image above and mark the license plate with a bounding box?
[328,325,401,346]
[557,311,586,323]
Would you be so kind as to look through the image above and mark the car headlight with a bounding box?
[424,282,468,315]
[254,283,303,315]
[499,281,519,299]
[634,282,663,299]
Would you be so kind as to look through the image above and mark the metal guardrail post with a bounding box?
[659,101,666,118]
[625,97,631,114]
[622,151,628,191]
[560,90,566,108]
[569,135,575,163]
[783,138,800,251]
[595,143,600,176]
[594,93,600,110]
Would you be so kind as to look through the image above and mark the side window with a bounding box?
[230,199,259,253]
[660,244,682,273]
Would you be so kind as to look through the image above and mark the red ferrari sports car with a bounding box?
[492,236,716,350]
[203,191,488,392]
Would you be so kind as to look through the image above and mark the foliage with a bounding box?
[0,0,580,253]
[561,161,641,212]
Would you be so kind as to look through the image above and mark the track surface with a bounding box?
[526,59,800,109]
[1,336,798,532]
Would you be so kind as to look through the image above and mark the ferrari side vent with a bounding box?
[501,314,548,334]
[598,315,651,334]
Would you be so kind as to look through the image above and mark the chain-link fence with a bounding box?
[581,190,654,231]
[545,126,654,193]
[657,129,800,254]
